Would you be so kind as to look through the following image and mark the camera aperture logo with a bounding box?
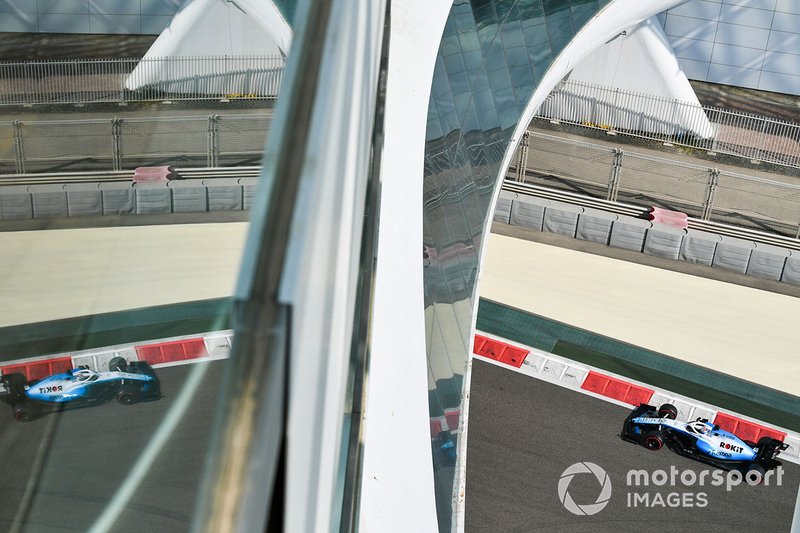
[558,462,784,515]
[557,462,612,516]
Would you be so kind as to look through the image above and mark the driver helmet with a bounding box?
[689,421,710,435]
[74,368,94,381]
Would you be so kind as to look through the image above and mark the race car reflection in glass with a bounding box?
[422,1,605,529]
[0,358,161,422]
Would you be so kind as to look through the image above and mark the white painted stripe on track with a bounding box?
[87,359,210,533]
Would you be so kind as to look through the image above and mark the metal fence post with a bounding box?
[12,120,25,174]
[208,114,220,167]
[607,148,623,202]
[111,118,123,171]
[756,116,768,162]
[516,131,529,182]
[701,168,720,221]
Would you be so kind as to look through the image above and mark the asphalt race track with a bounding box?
[1,355,797,532]
[465,359,800,532]
[0,361,222,533]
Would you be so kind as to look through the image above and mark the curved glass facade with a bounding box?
[421,0,606,529]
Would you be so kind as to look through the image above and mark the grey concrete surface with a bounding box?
[465,359,800,532]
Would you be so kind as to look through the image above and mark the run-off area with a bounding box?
[465,359,800,532]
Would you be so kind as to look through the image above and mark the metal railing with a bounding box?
[537,79,800,169]
[0,55,285,106]
[0,113,272,174]
[510,131,800,239]
[4,112,800,239]
[3,55,800,171]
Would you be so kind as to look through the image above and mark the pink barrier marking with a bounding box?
[648,206,688,228]
[133,166,179,183]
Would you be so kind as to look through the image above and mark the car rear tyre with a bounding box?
[13,403,34,422]
[108,357,127,372]
[745,463,766,485]
[642,431,664,451]
[117,391,136,405]
[657,404,678,420]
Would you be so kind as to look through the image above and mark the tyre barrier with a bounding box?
[0,331,233,382]
[472,332,800,463]
[499,194,799,286]
[0,179,255,221]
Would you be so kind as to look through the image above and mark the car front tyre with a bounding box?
[657,404,678,420]
[108,357,128,372]
[117,391,136,405]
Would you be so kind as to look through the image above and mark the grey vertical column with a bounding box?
[421,1,605,530]
[12,120,25,174]
[111,118,123,171]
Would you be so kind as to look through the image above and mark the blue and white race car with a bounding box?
[0,357,160,422]
[621,403,788,476]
